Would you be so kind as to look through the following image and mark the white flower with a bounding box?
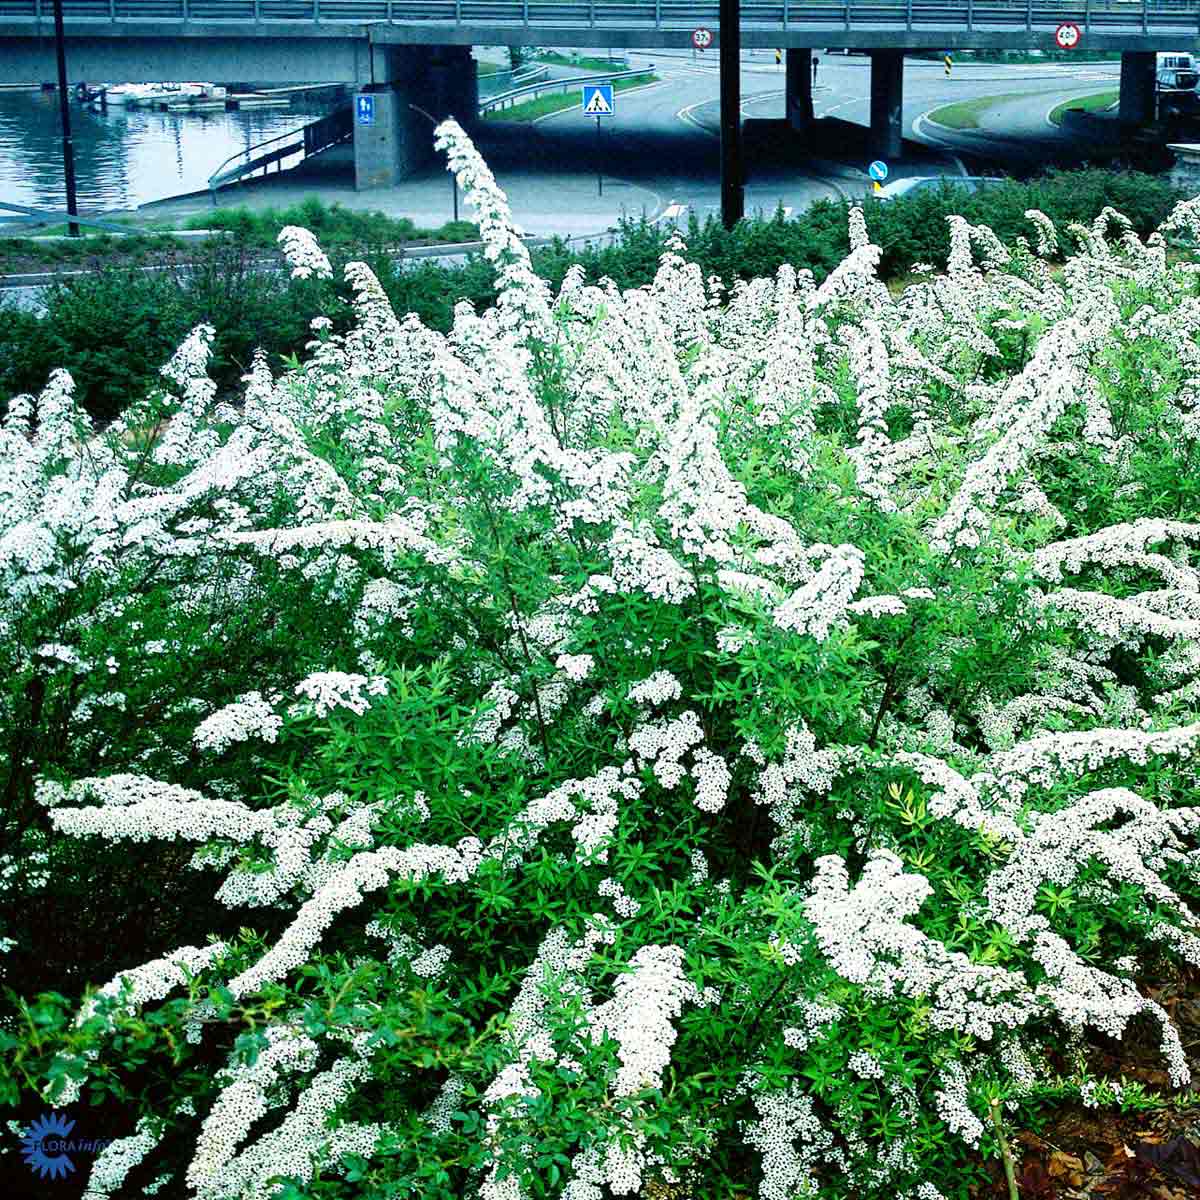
[293,672,388,718]
[193,692,282,754]
[277,226,332,280]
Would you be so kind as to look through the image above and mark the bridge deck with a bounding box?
[1,1,1197,50]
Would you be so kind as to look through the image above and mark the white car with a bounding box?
[875,175,1006,201]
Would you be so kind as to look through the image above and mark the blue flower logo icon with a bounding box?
[21,1111,77,1179]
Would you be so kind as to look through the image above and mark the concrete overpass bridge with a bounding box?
[2,2,1197,187]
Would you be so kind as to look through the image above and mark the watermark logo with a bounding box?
[20,1111,114,1181]
[21,1111,77,1180]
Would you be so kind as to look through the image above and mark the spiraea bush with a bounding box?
[4,121,1200,1199]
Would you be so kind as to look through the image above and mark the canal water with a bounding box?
[0,89,337,215]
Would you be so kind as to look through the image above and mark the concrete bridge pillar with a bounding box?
[786,48,814,131]
[869,49,905,161]
[354,45,478,191]
[1119,51,1157,127]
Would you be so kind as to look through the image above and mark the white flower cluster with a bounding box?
[626,670,683,707]
[929,321,1087,553]
[193,691,283,754]
[773,545,866,642]
[554,653,594,682]
[589,944,697,1096]
[741,1082,830,1200]
[803,851,1037,1041]
[227,837,483,997]
[293,671,388,717]
[82,1118,161,1200]
[933,1061,983,1147]
[186,1024,321,1190]
[597,876,641,918]
[82,942,228,1026]
[628,711,732,812]
[277,225,333,280]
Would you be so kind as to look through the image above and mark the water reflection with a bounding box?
[0,90,336,213]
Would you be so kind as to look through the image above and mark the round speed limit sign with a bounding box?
[1055,22,1081,50]
[692,26,713,51]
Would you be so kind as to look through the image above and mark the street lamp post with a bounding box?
[410,103,459,224]
[52,0,80,237]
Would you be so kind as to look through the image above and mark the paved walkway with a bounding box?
[141,140,664,239]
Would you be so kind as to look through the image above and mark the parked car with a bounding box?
[875,175,1005,201]
[1158,68,1200,116]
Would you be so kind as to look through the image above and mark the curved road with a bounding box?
[487,50,1129,224]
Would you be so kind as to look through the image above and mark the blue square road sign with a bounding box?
[582,83,615,117]
[356,95,376,126]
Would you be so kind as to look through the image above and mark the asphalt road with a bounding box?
[511,50,1129,221]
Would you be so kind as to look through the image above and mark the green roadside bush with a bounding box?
[5,125,1200,1199]
[0,169,1185,423]
[191,198,479,249]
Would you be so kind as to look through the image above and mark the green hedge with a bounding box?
[0,169,1185,424]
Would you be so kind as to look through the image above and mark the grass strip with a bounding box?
[484,73,657,123]
[537,52,633,73]
[1049,90,1119,126]
[927,92,1028,130]
[0,201,480,270]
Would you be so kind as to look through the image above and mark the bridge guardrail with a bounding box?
[478,63,549,99]
[4,0,1200,29]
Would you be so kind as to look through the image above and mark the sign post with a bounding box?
[718,0,743,229]
[582,83,614,198]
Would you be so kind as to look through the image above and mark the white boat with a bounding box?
[103,83,164,105]
[108,82,225,108]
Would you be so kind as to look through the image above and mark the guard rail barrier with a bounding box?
[2,0,1199,31]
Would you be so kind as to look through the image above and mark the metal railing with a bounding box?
[0,200,136,233]
[480,64,651,112]
[2,0,1200,30]
[477,63,549,99]
[207,103,351,194]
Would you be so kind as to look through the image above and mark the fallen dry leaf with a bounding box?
[1049,1149,1086,1188]
[1131,1137,1200,1189]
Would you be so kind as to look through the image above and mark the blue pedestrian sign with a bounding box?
[582,83,615,117]
[868,160,889,182]
[356,95,375,126]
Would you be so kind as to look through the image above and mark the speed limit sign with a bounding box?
[692,26,713,51]
[1055,22,1081,50]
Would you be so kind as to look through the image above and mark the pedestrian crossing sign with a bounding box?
[582,84,615,117]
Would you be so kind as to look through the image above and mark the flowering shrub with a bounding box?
[5,122,1200,1199]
